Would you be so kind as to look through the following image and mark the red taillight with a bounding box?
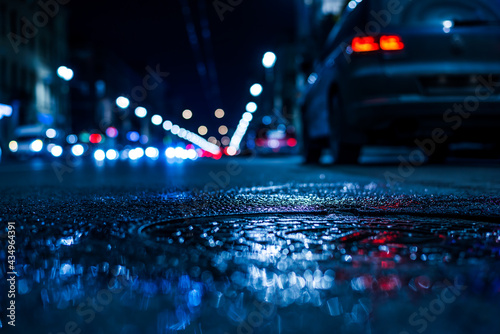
[352,36,379,52]
[351,35,404,53]
[380,35,404,51]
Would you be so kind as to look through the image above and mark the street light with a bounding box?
[151,115,163,125]
[116,96,130,109]
[262,52,277,69]
[57,66,74,81]
[218,125,228,135]
[215,109,225,119]
[163,120,173,131]
[182,109,193,120]
[135,107,147,118]
[246,102,257,113]
[250,84,263,97]
[198,126,208,136]
[242,112,253,122]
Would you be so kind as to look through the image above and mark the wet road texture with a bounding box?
[0,155,499,334]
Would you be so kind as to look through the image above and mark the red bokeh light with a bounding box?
[287,138,297,147]
[89,134,102,144]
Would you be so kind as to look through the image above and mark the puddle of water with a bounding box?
[10,213,500,334]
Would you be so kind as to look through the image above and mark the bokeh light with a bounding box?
[116,96,130,109]
[89,134,102,144]
[262,51,277,68]
[163,120,173,131]
[9,141,18,153]
[94,149,105,161]
[218,125,228,135]
[30,139,43,152]
[106,149,119,160]
[198,126,208,136]
[50,145,63,157]
[221,136,230,146]
[71,144,84,156]
[46,128,57,139]
[66,134,78,144]
[135,107,148,118]
[215,109,225,119]
[246,102,257,113]
[106,127,119,138]
[127,131,140,142]
[151,115,163,125]
[250,83,263,97]
[182,109,193,120]
[146,147,159,159]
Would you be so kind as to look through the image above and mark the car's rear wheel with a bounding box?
[329,95,361,164]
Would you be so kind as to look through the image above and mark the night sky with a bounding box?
[68,0,297,137]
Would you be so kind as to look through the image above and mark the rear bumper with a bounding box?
[345,94,500,143]
[339,61,500,143]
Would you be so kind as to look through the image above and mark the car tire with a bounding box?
[301,108,323,164]
[329,95,361,164]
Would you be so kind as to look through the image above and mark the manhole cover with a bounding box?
[133,212,500,331]
[139,212,500,263]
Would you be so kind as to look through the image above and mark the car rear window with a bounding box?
[374,0,500,27]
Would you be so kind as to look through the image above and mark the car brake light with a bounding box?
[380,35,404,51]
[351,35,404,53]
[352,37,379,52]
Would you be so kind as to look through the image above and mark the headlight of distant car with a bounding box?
[9,141,18,153]
[29,139,44,152]
[50,145,63,157]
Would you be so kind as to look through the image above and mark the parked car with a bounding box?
[300,0,500,164]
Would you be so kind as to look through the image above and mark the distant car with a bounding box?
[9,125,65,159]
[255,127,298,155]
[301,0,500,164]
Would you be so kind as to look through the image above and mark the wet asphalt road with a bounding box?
[1,154,499,334]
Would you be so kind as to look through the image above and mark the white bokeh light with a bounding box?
[135,107,148,118]
[71,144,84,156]
[262,52,276,69]
[246,102,257,113]
[30,139,43,152]
[250,84,263,97]
[94,149,106,161]
[46,128,57,139]
[116,96,130,109]
[50,145,63,157]
[151,115,163,125]
[106,149,119,160]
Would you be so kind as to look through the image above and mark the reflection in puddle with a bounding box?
[8,214,500,333]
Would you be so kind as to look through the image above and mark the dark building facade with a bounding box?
[0,0,70,148]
